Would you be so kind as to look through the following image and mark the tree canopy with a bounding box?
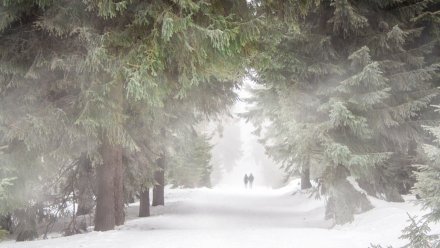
[0,0,440,245]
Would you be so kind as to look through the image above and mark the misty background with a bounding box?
[204,79,285,188]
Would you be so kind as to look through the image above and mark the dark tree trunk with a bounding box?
[399,140,418,195]
[114,147,124,226]
[127,192,135,204]
[0,214,13,233]
[76,154,95,216]
[94,137,116,231]
[139,188,150,217]
[15,208,38,242]
[301,166,312,190]
[384,186,404,202]
[95,79,125,230]
[152,157,165,206]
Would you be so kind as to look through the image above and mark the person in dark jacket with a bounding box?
[248,173,254,189]
[244,174,249,188]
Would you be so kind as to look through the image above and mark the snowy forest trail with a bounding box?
[123,187,332,231]
[0,186,436,248]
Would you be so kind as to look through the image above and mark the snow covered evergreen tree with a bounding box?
[0,0,259,237]
[245,0,440,224]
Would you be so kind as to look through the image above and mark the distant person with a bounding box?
[244,174,249,188]
[248,173,254,189]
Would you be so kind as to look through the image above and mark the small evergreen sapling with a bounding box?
[369,215,439,248]
[400,215,439,248]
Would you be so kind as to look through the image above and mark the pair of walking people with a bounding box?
[244,173,254,189]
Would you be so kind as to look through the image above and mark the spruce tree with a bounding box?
[0,0,259,235]
[246,0,440,224]
[400,215,440,248]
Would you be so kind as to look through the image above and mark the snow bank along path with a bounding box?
[1,184,438,248]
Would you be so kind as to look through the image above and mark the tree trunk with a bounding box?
[384,185,404,202]
[114,148,124,226]
[0,214,13,233]
[152,157,165,206]
[76,154,94,216]
[94,137,116,231]
[139,188,150,217]
[95,79,125,230]
[15,208,38,242]
[301,166,312,190]
[127,192,135,204]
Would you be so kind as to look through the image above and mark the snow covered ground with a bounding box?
[1,182,439,248]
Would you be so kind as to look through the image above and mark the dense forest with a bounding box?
[0,0,439,247]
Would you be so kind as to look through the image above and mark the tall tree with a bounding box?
[246,0,440,224]
[1,0,260,234]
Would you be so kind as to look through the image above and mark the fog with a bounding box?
[210,79,286,189]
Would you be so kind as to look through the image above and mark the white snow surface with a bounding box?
[1,181,439,248]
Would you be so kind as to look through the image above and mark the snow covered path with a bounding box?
[123,187,332,230]
[1,185,438,248]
